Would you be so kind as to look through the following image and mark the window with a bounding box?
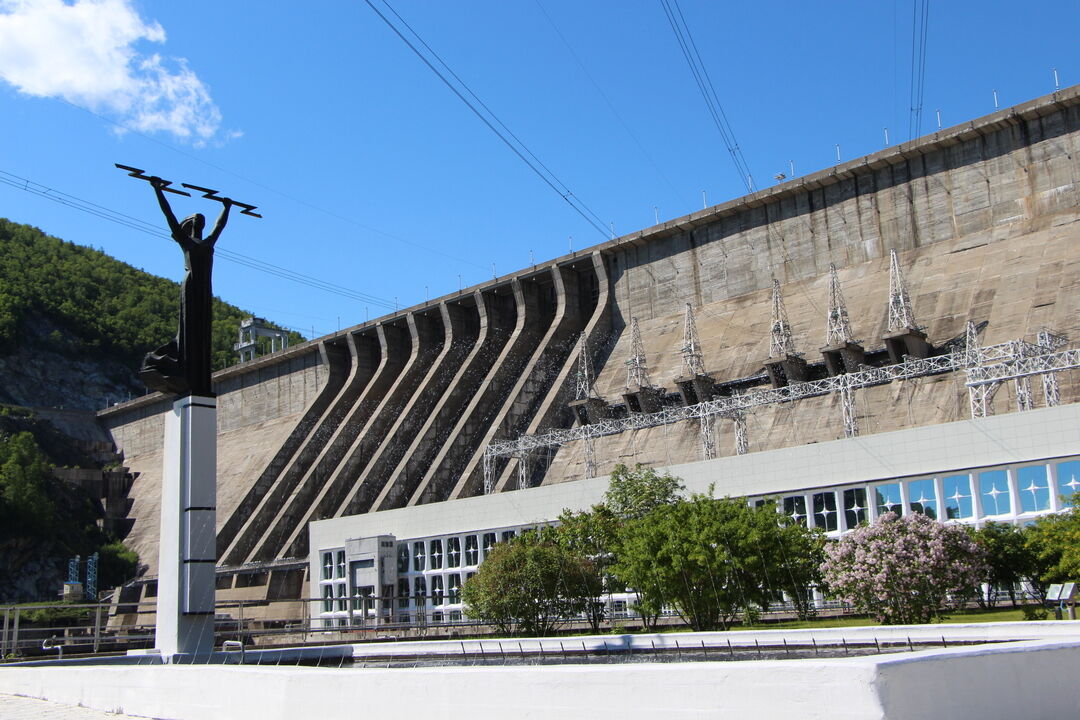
[812,492,837,531]
[1017,465,1050,513]
[465,535,479,565]
[1056,460,1080,507]
[336,550,346,579]
[843,488,867,528]
[321,552,334,580]
[447,537,461,568]
[397,578,410,609]
[448,574,461,604]
[942,474,973,519]
[431,575,444,606]
[907,478,938,519]
[783,496,807,525]
[979,470,1011,516]
[322,585,333,613]
[501,530,516,543]
[352,585,373,612]
[397,543,410,573]
[875,483,902,516]
[352,557,375,569]
[430,539,443,570]
[482,532,497,555]
[432,611,444,624]
[414,577,427,607]
[413,541,426,571]
[335,583,348,612]
[450,610,463,622]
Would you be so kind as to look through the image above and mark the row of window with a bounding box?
[398,529,521,573]
[766,459,1078,533]
[320,572,476,614]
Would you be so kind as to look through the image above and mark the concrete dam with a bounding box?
[99,86,1080,604]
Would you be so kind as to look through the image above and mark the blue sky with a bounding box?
[0,0,1077,339]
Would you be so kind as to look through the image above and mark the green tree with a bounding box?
[461,529,599,636]
[97,540,140,590]
[604,463,683,521]
[971,522,1040,606]
[553,505,619,631]
[1026,497,1080,588]
[613,493,804,631]
[0,431,56,538]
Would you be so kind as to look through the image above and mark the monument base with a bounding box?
[156,394,217,662]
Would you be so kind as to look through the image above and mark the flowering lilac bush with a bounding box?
[820,512,987,625]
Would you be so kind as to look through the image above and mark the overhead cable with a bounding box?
[364,0,611,238]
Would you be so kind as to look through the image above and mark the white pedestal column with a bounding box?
[156,395,217,661]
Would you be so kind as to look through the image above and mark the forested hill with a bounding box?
[0,218,302,410]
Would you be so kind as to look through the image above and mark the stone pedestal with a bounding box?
[568,397,611,425]
[622,385,665,414]
[883,329,930,364]
[763,355,807,388]
[156,395,217,661]
[673,374,716,406]
[821,342,866,376]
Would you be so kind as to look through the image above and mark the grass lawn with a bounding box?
[755,605,1034,630]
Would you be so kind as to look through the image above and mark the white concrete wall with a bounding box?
[309,402,1080,574]
[2,627,1079,720]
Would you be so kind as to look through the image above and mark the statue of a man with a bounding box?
[140,177,232,397]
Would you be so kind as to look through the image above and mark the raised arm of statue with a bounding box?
[206,199,232,247]
[150,177,183,238]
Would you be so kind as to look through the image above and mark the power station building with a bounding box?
[99,86,1080,626]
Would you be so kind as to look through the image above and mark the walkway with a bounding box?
[0,694,159,719]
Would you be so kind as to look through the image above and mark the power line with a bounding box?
[659,0,754,194]
[533,0,690,212]
[908,0,930,139]
[58,99,487,272]
[364,0,611,239]
[0,168,399,310]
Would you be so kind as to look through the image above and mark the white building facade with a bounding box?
[309,402,1080,628]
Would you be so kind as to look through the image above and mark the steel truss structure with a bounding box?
[482,332,1072,488]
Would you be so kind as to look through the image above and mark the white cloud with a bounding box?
[0,0,227,144]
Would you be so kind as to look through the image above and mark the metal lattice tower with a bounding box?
[574,333,599,400]
[965,321,999,417]
[85,552,98,600]
[625,317,652,387]
[887,250,918,332]
[1038,330,1066,407]
[682,303,706,376]
[517,450,530,490]
[840,382,859,438]
[769,279,799,358]
[699,414,716,460]
[733,412,748,455]
[825,264,855,346]
[482,453,495,494]
[583,435,597,478]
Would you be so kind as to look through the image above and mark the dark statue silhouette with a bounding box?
[139,177,232,397]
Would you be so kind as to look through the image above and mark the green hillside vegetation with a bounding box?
[0,218,303,373]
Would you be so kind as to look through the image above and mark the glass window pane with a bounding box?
[336,550,346,579]
[322,584,333,613]
[1056,460,1080,508]
[907,478,938,519]
[942,474,973,519]
[783,496,807,525]
[979,470,1011,516]
[448,573,461,604]
[1017,465,1050,512]
[432,575,444,606]
[465,535,479,565]
[812,492,837,531]
[501,530,516,543]
[414,577,427,607]
[482,533,497,555]
[397,543,410,573]
[397,578,410,608]
[843,488,867,528]
[875,483,902,516]
[322,552,333,580]
[413,541,426,571]
[447,537,461,568]
[336,583,347,612]
[430,539,443,570]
